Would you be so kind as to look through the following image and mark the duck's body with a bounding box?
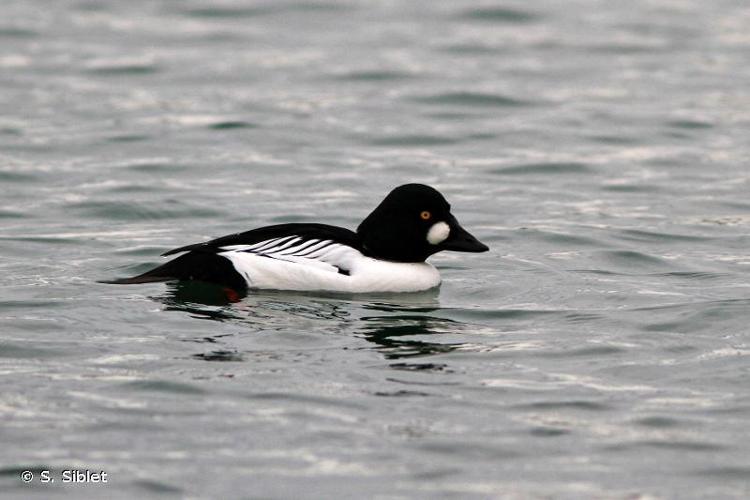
[106,184,488,294]
[222,238,441,293]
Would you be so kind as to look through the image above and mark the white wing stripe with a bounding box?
[220,236,361,275]
[277,239,320,255]
[258,236,302,254]
[222,237,282,253]
[292,240,333,257]
[264,243,352,272]
[250,237,284,248]
[305,249,329,259]
[285,243,331,261]
[252,236,297,253]
[219,236,298,254]
[310,245,345,260]
[219,243,260,252]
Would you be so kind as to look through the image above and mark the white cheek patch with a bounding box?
[426,221,450,245]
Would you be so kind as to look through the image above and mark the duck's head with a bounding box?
[357,183,489,262]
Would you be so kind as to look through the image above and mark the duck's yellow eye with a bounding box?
[420,211,431,220]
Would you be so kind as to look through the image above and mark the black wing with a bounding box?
[162,223,363,256]
[104,224,362,288]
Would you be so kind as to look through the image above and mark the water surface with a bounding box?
[2,0,750,498]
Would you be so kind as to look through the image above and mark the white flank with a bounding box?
[219,237,441,293]
[426,221,450,245]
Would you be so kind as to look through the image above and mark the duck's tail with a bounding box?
[100,252,247,291]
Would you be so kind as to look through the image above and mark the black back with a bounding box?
[162,223,362,256]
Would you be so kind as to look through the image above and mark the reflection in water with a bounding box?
[153,283,247,361]
[157,282,242,321]
[191,350,244,362]
[163,281,244,304]
[358,315,468,360]
[152,282,468,363]
[388,362,450,372]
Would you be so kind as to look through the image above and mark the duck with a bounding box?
[105,183,489,294]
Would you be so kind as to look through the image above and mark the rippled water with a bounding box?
[2,0,750,498]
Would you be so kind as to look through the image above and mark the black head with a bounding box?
[356,183,489,262]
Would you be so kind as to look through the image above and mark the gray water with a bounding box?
[2,0,750,498]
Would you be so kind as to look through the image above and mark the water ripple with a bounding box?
[336,70,415,82]
[367,134,461,147]
[458,7,540,24]
[3,0,750,496]
[411,91,531,108]
[66,200,222,220]
[207,120,258,130]
[492,162,591,175]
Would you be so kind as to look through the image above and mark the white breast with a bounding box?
[220,245,441,293]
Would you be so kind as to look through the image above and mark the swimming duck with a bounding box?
[106,183,488,293]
